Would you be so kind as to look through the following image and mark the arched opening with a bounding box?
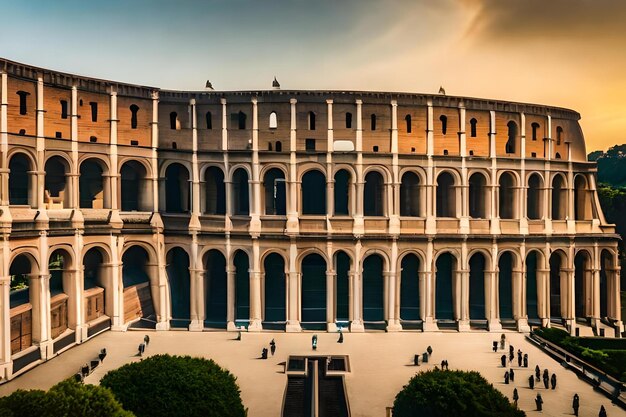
[499,172,516,219]
[527,174,543,220]
[204,250,227,328]
[469,253,486,320]
[238,111,246,130]
[166,247,190,328]
[334,170,350,216]
[405,115,412,133]
[264,253,286,325]
[301,253,327,329]
[130,104,139,129]
[470,118,477,137]
[335,251,350,323]
[44,156,70,209]
[275,141,282,152]
[232,168,250,215]
[345,112,352,129]
[531,122,540,141]
[435,253,456,321]
[506,121,517,154]
[549,251,564,319]
[436,172,456,217]
[525,251,540,322]
[264,168,286,215]
[498,252,514,320]
[469,173,487,218]
[574,251,591,319]
[362,254,384,324]
[79,159,106,209]
[370,114,376,131]
[9,154,32,206]
[556,126,563,145]
[574,175,591,220]
[234,250,250,324]
[551,175,567,220]
[269,111,278,129]
[204,167,226,215]
[122,246,155,325]
[17,91,29,115]
[121,160,149,211]
[400,172,420,217]
[165,163,190,213]
[9,254,36,354]
[439,115,447,135]
[169,112,179,130]
[301,170,326,215]
[83,247,108,326]
[49,249,72,339]
[206,111,212,129]
[308,112,316,130]
[364,171,384,216]
[400,254,420,321]
[600,250,613,318]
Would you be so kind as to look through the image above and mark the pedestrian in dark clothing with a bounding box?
[427,345,433,356]
[500,334,506,350]
[312,334,318,350]
[509,345,514,355]
[509,351,514,364]
[338,330,343,343]
[144,334,150,346]
[270,339,276,356]
[513,388,519,408]
[599,405,607,417]
[572,393,580,416]
[535,393,543,411]
[509,368,515,382]
[517,349,522,367]
[550,373,557,390]
[493,341,498,352]
[414,354,419,366]
[528,374,535,389]
[261,347,268,359]
[445,360,449,370]
[535,365,541,381]
[99,348,107,363]
[523,353,528,368]
[504,371,510,384]
[441,360,446,370]
[543,371,549,389]
[501,355,507,367]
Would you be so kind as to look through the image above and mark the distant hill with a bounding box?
[588,144,626,187]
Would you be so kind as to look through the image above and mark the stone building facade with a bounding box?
[0,58,621,380]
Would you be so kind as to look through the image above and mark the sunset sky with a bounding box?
[1,0,625,151]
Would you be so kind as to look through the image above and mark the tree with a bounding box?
[393,369,525,417]
[100,354,246,417]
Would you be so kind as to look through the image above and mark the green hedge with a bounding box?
[393,369,525,417]
[100,354,246,417]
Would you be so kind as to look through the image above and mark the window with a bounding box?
[405,115,412,133]
[130,140,139,146]
[267,143,273,151]
[18,129,25,135]
[443,149,449,155]
[373,146,379,152]
[531,122,539,141]
[346,112,352,129]
[130,104,139,129]
[238,111,246,130]
[556,126,563,145]
[506,121,517,154]
[308,112,316,130]
[370,114,376,131]
[170,112,178,130]
[555,152,561,159]
[89,102,98,122]
[89,136,97,142]
[470,118,477,137]
[60,100,68,119]
[275,141,282,152]
[55,132,62,138]
[305,139,315,152]
[531,152,537,158]
[206,112,212,129]
[172,141,177,149]
[269,111,278,129]
[440,115,447,135]
[17,91,29,115]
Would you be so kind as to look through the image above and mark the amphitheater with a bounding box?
[0,57,621,385]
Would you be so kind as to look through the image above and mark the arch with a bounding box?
[469,172,487,218]
[79,158,107,209]
[204,166,226,215]
[400,172,420,217]
[551,174,567,220]
[130,104,139,129]
[405,114,412,133]
[506,121,517,154]
[308,111,316,130]
[498,251,514,319]
[435,252,456,320]
[232,168,250,215]
[205,111,212,130]
[400,253,420,321]
[527,173,543,220]
[334,250,351,323]
[574,175,591,220]
[122,245,155,324]
[204,250,227,328]
[574,250,592,319]
[498,171,516,219]
[525,250,542,322]
[233,250,250,323]
[9,252,38,354]
[165,163,190,213]
[470,118,477,137]
[166,247,190,327]
[439,115,447,135]
[370,114,376,131]
[264,252,286,323]
[469,252,486,320]
[120,160,149,211]
[362,254,384,323]
[364,171,384,216]
[83,246,109,323]
[301,170,326,215]
[301,253,327,328]
[549,250,566,319]
[600,249,613,318]
[269,111,278,129]
[49,249,73,339]
[531,122,540,141]
[44,156,70,209]
[334,169,350,216]
[9,153,32,206]
[264,168,286,215]
[436,171,456,217]
[345,112,352,129]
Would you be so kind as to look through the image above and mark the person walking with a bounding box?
[550,373,557,390]
[504,371,510,384]
[543,369,550,389]
[535,393,543,411]
[501,354,507,367]
[512,388,519,408]
[535,365,541,381]
[517,349,522,367]
[509,368,515,382]
[270,339,276,356]
[523,353,528,368]
[528,374,535,389]
[572,393,580,416]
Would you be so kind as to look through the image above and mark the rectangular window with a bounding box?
[89,102,98,122]
[60,100,68,119]
[305,139,316,152]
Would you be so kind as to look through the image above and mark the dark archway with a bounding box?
[205,167,226,215]
[302,170,326,215]
[506,121,517,154]
[499,172,516,219]
[204,250,227,328]
[166,247,190,327]
[301,254,327,329]
[264,253,286,324]
[334,170,350,216]
[79,159,106,209]
[527,174,543,220]
[44,156,69,209]
[436,172,455,217]
[498,252,514,319]
[232,168,250,215]
[469,173,487,218]
[9,254,36,354]
[525,251,540,321]
[600,250,612,318]
[335,251,350,323]
[574,175,591,220]
[469,253,486,320]
[9,154,31,206]
[552,175,567,220]
[435,253,455,320]
[49,249,71,339]
[400,254,420,321]
[400,172,420,217]
[83,247,107,324]
[574,251,591,319]
[362,254,384,323]
[264,168,286,215]
[364,171,384,216]
[234,250,250,324]
[122,246,155,324]
[121,160,148,211]
[549,251,564,319]
[165,163,190,213]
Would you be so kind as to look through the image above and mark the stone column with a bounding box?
[458,268,470,332]
[286,242,301,332]
[249,97,262,235]
[488,111,500,235]
[423,239,437,331]
[35,77,48,223]
[221,98,232,233]
[458,103,470,234]
[286,98,299,233]
[326,270,337,332]
[188,235,203,331]
[248,240,262,331]
[226,266,237,331]
[189,99,201,231]
[519,112,529,234]
[0,273,10,379]
[389,100,400,235]
[537,267,550,328]
[543,115,553,233]
[350,240,364,332]
[108,89,122,227]
[353,100,364,236]
[0,72,8,207]
[326,100,334,222]
[425,101,436,234]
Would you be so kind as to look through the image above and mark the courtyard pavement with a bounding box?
[0,330,623,417]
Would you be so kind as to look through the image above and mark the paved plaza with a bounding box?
[0,330,623,417]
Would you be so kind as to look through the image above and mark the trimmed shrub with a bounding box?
[393,369,525,417]
[101,354,245,417]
